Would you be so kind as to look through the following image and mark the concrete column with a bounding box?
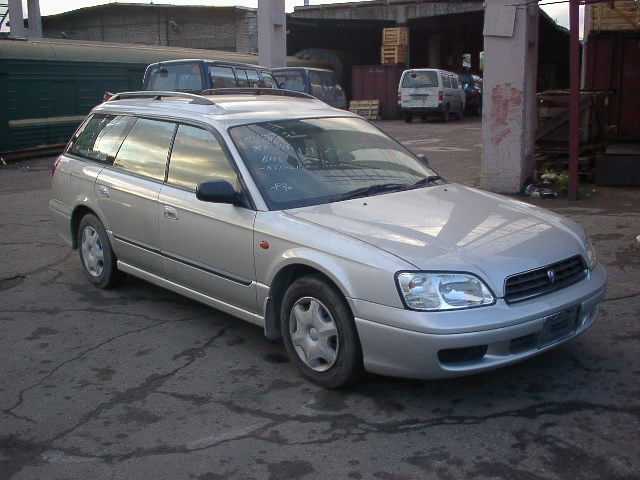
[27,0,43,38]
[481,0,539,193]
[8,0,26,37]
[257,0,287,68]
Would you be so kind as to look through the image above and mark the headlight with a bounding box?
[584,235,598,270]
[396,272,495,311]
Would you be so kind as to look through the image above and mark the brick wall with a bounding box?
[43,5,259,53]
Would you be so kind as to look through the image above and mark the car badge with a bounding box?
[547,269,556,283]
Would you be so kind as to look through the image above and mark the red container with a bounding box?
[584,33,640,141]
[351,64,405,120]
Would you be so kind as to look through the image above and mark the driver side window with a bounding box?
[167,125,237,190]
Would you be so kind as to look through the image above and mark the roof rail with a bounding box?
[107,91,216,105]
[201,88,316,100]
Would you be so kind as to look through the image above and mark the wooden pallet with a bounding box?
[590,0,639,32]
[349,100,380,120]
[382,27,408,46]
[381,45,407,65]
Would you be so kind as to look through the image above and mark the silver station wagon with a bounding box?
[50,89,607,388]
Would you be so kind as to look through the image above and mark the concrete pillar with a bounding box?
[7,0,42,38]
[7,0,26,37]
[27,0,43,38]
[481,0,539,193]
[257,0,287,68]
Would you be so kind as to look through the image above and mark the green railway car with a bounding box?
[0,37,330,155]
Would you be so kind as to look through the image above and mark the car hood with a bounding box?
[285,184,586,296]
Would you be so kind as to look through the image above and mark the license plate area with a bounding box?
[538,306,579,348]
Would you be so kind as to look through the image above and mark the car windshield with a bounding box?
[229,116,443,210]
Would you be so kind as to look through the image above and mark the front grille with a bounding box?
[504,255,587,304]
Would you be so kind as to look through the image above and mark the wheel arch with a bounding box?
[263,263,354,341]
[70,205,98,249]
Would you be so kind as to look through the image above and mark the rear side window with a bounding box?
[308,70,324,98]
[67,114,134,163]
[113,118,176,181]
[261,72,278,88]
[208,65,237,88]
[442,74,452,88]
[235,69,250,87]
[167,125,237,190]
[244,69,261,87]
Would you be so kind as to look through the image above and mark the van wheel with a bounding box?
[403,113,413,123]
[280,274,363,388]
[78,214,122,289]
[458,106,464,120]
[442,105,450,123]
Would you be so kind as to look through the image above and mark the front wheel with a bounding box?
[78,214,121,289]
[280,274,363,388]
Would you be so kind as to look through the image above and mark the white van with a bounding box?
[398,68,465,122]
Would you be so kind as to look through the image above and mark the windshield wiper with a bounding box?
[337,183,408,201]
[407,175,444,189]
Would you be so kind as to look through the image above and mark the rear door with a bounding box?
[95,117,176,276]
[400,70,440,109]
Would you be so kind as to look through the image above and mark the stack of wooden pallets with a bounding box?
[381,27,408,65]
[348,100,380,120]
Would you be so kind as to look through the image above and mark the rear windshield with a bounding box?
[145,63,204,92]
[402,71,438,88]
[273,70,305,92]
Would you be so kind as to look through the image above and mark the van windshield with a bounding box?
[402,71,438,88]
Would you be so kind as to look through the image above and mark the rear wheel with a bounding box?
[441,105,450,123]
[403,112,413,123]
[280,274,363,388]
[78,214,121,289]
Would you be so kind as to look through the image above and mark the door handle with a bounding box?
[163,206,179,220]
[97,185,109,198]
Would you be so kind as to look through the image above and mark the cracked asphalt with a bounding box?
[1,116,639,480]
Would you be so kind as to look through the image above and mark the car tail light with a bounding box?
[438,91,444,102]
[472,90,479,97]
[51,157,61,177]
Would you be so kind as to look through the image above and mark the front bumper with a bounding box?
[352,265,607,380]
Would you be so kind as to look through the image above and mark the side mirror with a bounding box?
[196,180,241,205]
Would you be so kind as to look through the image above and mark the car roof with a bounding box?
[95,90,355,127]
[146,58,271,70]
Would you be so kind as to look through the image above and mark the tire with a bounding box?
[457,105,464,120]
[78,214,121,289]
[441,105,450,123]
[280,274,363,388]
[403,112,413,123]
